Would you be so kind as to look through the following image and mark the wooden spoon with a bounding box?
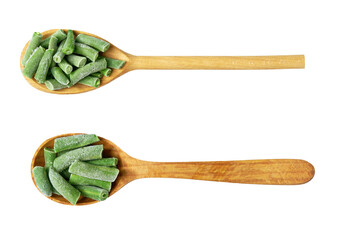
[31,133,315,205]
[21,29,305,94]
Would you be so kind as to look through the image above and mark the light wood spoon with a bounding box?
[21,29,305,94]
[31,133,315,206]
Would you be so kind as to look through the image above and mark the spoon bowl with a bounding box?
[21,29,305,94]
[31,133,315,206]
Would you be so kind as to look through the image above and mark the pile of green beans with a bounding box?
[32,134,120,205]
[22,29,126,91]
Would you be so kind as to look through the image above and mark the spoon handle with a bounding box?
[130,55,304,70]
[138,159,314,185]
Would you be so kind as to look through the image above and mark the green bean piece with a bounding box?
[73,43,99,62]
[61,168,71,180]
[69,161,119,182]
[75,185,109,201]
[32,166,52,197]
[69,174,111,191]
[76,34,110,52]
[100,68,112,77]
[49,167,80,205]
[53,40,66,63]
[44,147,56,172]
[91,72,103,78]
[51,67,70,85]
[87,158,118,167]
[66,54,87,68]
[22,32,42,66]
[40,29,67,48]
[70,58,107,85]
[34,49,54,83]
[58,58,73,74]
[105,57,126,69]
[45,79,68,90]
[48,36,58,51]
[62,30,75,55]
[22,46,45,79]
[53,145,103,172]
[54,134,100,153]
[79,76,100,88]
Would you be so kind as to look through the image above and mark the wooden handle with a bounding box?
[136,159,314,185]
[130,55,305,70]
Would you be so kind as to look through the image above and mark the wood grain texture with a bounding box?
[21,29,305,94]
[31,133,315,206]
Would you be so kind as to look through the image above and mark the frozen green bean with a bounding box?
[58,58,73,74]
[73,43,99,62]
[79,76,100,88]
[104,57,126,69]
[48,36,58,51]
[54,134,100,153]
[62,30,75,55]
[91,72,103,78]
[40,29,67,48]
[49,167,80,205]
[45,79,68,90]
[22,46,45,79]
[22,32,42,66]
[53,40,66,63]
[53,145,103,172]
[75,185,109,201]
[69,58,107,85]
[100,68,112,77]
[44,147,56,172]
[87,158,118,167]
[69,160,119,182]
[51,67,70,85]
[33,166,52,197]
[69,174,111,191]
[34,49,54,83]
[76,34,110,52]
[66,54,87,68]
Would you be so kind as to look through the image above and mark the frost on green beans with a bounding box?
[54,134,100,153]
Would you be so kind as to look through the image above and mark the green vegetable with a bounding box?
[69,160,119,182]
[62,30,75,55]
[69,174,111,191]
[73,43,99,62]
[58,58,73,74]
[40,29,67,48]
[100,68,112,77]
[104,57,126,69]
[34,49,54,83]
[76,34,110,52]
[75,185,109,201]
[49,167,80,205]
[51,67,70,85]
[32,166,52,197]
[44,79,67,90]
[53,40,66,63]
[66,54,87,67]
[22,32,42,66]
[69,58,107,85]
[54,134,100,153]
[22,46,45,78]
[44,147,56,172]
[79,76,100,88]
[87,158,118,167]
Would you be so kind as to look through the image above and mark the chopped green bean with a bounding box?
[34,49,54,83]
[33,166,52,197]
[76,34,110,52]
[87,158,118,167]
[69,174,111,191]
[91,72,103,78]
[53,40,66,63]
[22,46,45,79]
[66,54,87,68]
[54,134,100,153]
[104,57,126,69]
[40,29,67,48]
[44,79,68,90]
[100,68,112,77]
[49,167,80,205]
[48,36,58,51]
[75,185,109,201]
[69,160,119,182]
[69,58,107,85]
[53,145,103,172]
[44,147,56,172]
[22,32,42,66]
[62,30,75,55]
[79,76,100,88]
[73,43,99,62]
[51,67,70,85]
[58,58,73,74]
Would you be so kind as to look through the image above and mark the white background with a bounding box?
[0,0,359,239]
